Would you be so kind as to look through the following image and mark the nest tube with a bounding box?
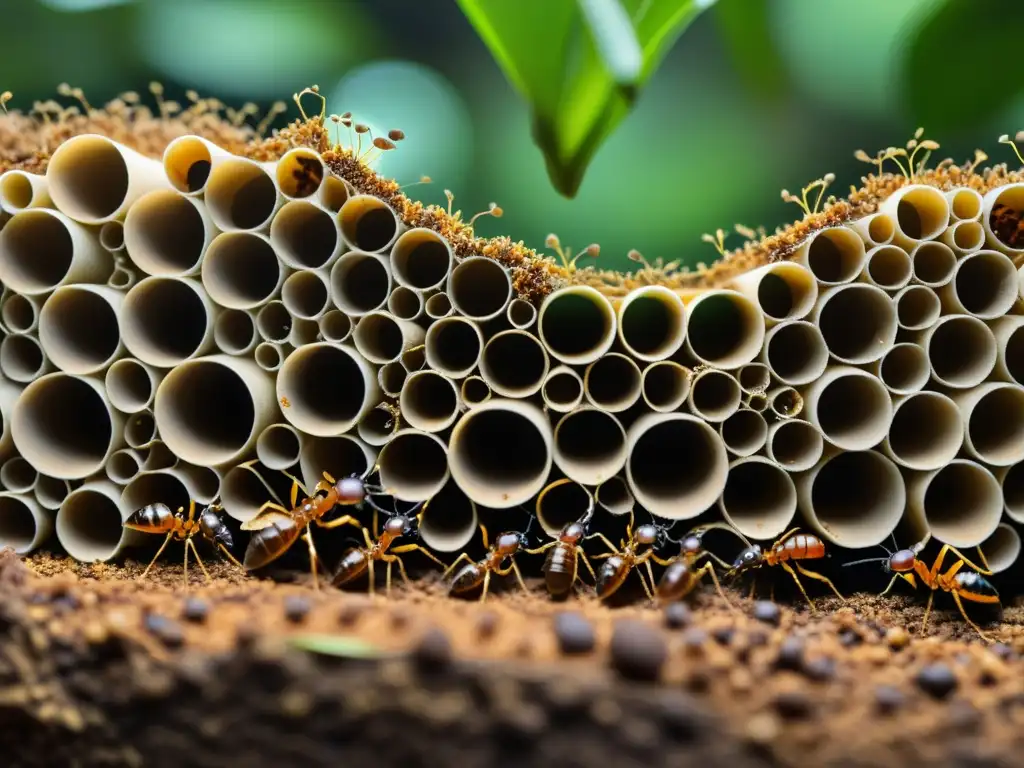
[104,448,144,485]
[417,477,479,553]
[214,309,259,356]
[204,157,282,233]
[57,479,146,563]
[982,182,1024,257]
[0,334,51,384]
[480,330,550,399]
[162,133,235,197]
[990,315,1024,385]
[122,189,217,277]
[687,367,742,423]
[595,475,634,516]
[297,434,376,504]
[859,245,912,291]
[615,285,687,361]
[0,456,38,494]
[0,170,51,214]
[329,250,392,317]
[400,370,461,432]
[120,276,218,367]
[390,228,453,293]
[729,261,817,326]
[255,423,303,471]
[583,353,642,413]
[793,226,866,286]
[0,208,110,295]
[761,320,828,387]
[538,286,617,366]
[541,365,584,413]
[718,408,768,458]
[847,212,895,247]
[352,311,425,365]
[377,428,450,503]
[275,147,327,201]
[946,187,983,222]
[507,298,537,331]
[38,284,124,375]
[270,199,344,271]
[425,316,483,379]
[281,269,331,321]
[813,283,897,365]
[765,419,825,473]
[552,406,628,487]
[1,292,40,334]
[905,460,1003,548]
[338,194,401,253]
[879,183,951,250]
[939,249,1019,320]
[683,289,764,369]
[802,365,892,452]
[881,391,963,471]
[0,492,52,555]
[640,361,691,413]
[909,241,957,288]
[894,284,940,332]
[105,358,162,414]
[201,231,285,311]
[919,314,997,389]
[997,463,1024,524]
[871,343,930,396]
[535,478,596,538]
[449,256,512,322]
[719,456,797,542]
[977,522,1020,574]
[954,383,1024,467]
[941,220,986,255]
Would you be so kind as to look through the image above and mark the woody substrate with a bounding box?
[2,549,1023,768]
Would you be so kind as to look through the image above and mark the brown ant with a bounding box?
[442,516,534,603]
[330,507,447,596]
[654,522,737,611]
[846,534,1000,641]
[726,526,846,612]
[524,479,599,599]
[124,498,242,587]
[590,510,668,602]
[240,463,393,589]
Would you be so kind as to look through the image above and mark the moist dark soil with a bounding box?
[4,549,1024,768]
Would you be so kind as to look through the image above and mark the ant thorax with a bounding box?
[733,545,763,571]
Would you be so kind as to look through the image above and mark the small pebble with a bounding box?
[916,663,959,700]
[802,656,836,682]
[773,690,812,719]
[553,612,596,656]
[143,613,184,648]
[838,629,862,647]
[752,600,781,626]
[874,685,904,714]
[991,642,1015,661]
[181,597,209,624]
[663,602,691,629]
[283,595,311,624]
[681,628,708,655]
[712,626,735,647]
[337,602,363,627]
[774,636,805,672]
[476,611,500,640]
[885,627,910,650]
[413,627,452,672]
[609,620,667,683]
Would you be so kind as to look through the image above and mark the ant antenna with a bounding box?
[843,556,889,568]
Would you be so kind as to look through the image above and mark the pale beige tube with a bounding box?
[449,256,513,322]
[449,398,552,508]
[769,386,804,420]
[378,362,406,399]
[162,134,234,196]
[1,292,39,334]
[122,277,216,367]
[99,221,124,253]
[955,383,1024,466]
[46,134,168,225]
[107,268,135,291]
[275,147,326,201]
[276,342,380,436]
[390,228,453,293]
[946,187,983,222]
[941,220,985,254]
[991,316,1024,384]
[288,318,318,348]
[0,456,37,494]
[214,308,258,356]
[982,183,1024,256]
[797,450,905,548]
[814,283,897,365]
[802,365,892,451]
[0,333,52,383]
[12,372,124,479]
[105,358,162,414]
[595,475,634,516]
[538,286,616,366]
[124,410,157,450]
[0,380,21,462]
[882,391,963,471]
[719,456,797,541]
[122,470,192,525]
[58,480,146,562]
[581,353,640,413]
[0,492,51,554]
[507,298,537,331]
[255,300,291,343]
[122,189,217,277]
[418,477,479,553]
[175,462,223,505]
[377,428,449,502]
[871,342,929,395]
[765,419,824,472]
[298,435,377,505]
[997,464,1024,524]
[142,440,176,471]
[683,289,764,369]
[793,226,866,285]
[212,461,278,523]
[537,367,581,414]
[357,403,400,447]
[400,370,460,432]
[737,363,769,395]
[746,392,769,413]
[688,367,741,423]
[847,212,895,247]
[719,408,768,458]
[353,310,425,365]
[338,194,401,253]
[894,284,940,331]
[425,316,483,378]
[978,523,1020,574]
[318,174,352,213]
[281,269,330,321]
[201,231,285,310]
[154,354,276,467]
[940,249,1019,319]
[104,448,144,485]
[640,361,690,413]
[905,460,1002,548]
[0,170,51,214]
[461,376,491,409]
[38,284,124,375]
[879,183,950,250]
[920,314,997,389]
[329,250,391,317]
[270,199,344,270]
[205,157,282,232]
[729,261,817,326]
[34,475,70,512]
[0,208,110,295]
[860,245,912,291]
[254,423,303,472]
[535,478,596,537]
[909,241,957,288]
[388,286,423,321]
[616,285,687,361]
[254,341,284,372]
[425,292,453,320]
[761,320,828,386]
[318,309,352,344]
[552,406,627,486]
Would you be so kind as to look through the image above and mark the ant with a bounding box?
[330,506,447,596]
[124,498,242,587]
[727,526,846,612]
[442,516,534,603]
[240,463,393,589]
[524,479,600,599]
[846,534,1000,641]
[590,510,668,602]
[654,522,737,612]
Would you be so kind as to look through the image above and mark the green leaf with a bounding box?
[711,0,788,101]
[289,634,383,659]
[899,0,1024,135]
[456,0,717,197]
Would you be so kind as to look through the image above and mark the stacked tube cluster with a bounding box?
[0,135,1023,577]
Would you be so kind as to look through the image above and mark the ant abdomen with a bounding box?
[125,503,175,533]
[332,547,370,587]
[449,562,486,594]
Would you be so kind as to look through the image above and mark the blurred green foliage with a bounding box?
[2,0,1023,273]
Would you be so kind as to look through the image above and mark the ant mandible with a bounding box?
[524,479,600,599]
[654,522,738,612]
[443,516,534,603]
[846,534,1000,641]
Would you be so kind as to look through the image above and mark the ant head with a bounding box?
[635,524,660,546]
[495,530,526,555]
[383,514,414,537]
[559,520,586,543]
[886,549,917,573]
[335,475,366,504]
[731,544,764,572]
[198,506,233,549]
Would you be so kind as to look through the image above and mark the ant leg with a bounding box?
[441,553,473,581]
[302,524,320,590]
[256,501,290,515]
[139,533,174,581]
[637,565,655,602]
[794,563,846,601]
[650,554,675,567]
[509,558,529,595]
[577,550,597,583]
[585,531,619,555]
[695,563,737,613]
[361,526,375,549]
[524,541,556,556]
[920,591,935,635]
[478,570,492,603]
[322,471,337,485]
[280,472,311,507]
[385,559,393,597]
[185,499,197,524]
[383,553,412,588]
[951,590,992,643]
[644,558,658,603]
[367,558,376,598]
[391,543,447,570]
[187,538,212,582]
[941,544,993,576]
[183,537,190,589]
[748,575,757,600]
[218,543,245,571]
[780,561,815,612]
[316,514,361,530]
[879,573,901,597]
[479,523,490,550]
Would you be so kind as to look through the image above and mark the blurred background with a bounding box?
[3,0,1022,272]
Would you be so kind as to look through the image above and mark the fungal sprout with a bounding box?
[0,91,11,114]
[543,234,601,272]
[256,101,287,137]
[57,82,93,115]
[855,129,939,181]
[998,133,1024,167]
[781,173,836,218]
[400,175,433,190]
[293,85,326,122]
[701,228,729,257]
[468,202,503,227]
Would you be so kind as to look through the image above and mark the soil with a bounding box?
[3,548,1024,768]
